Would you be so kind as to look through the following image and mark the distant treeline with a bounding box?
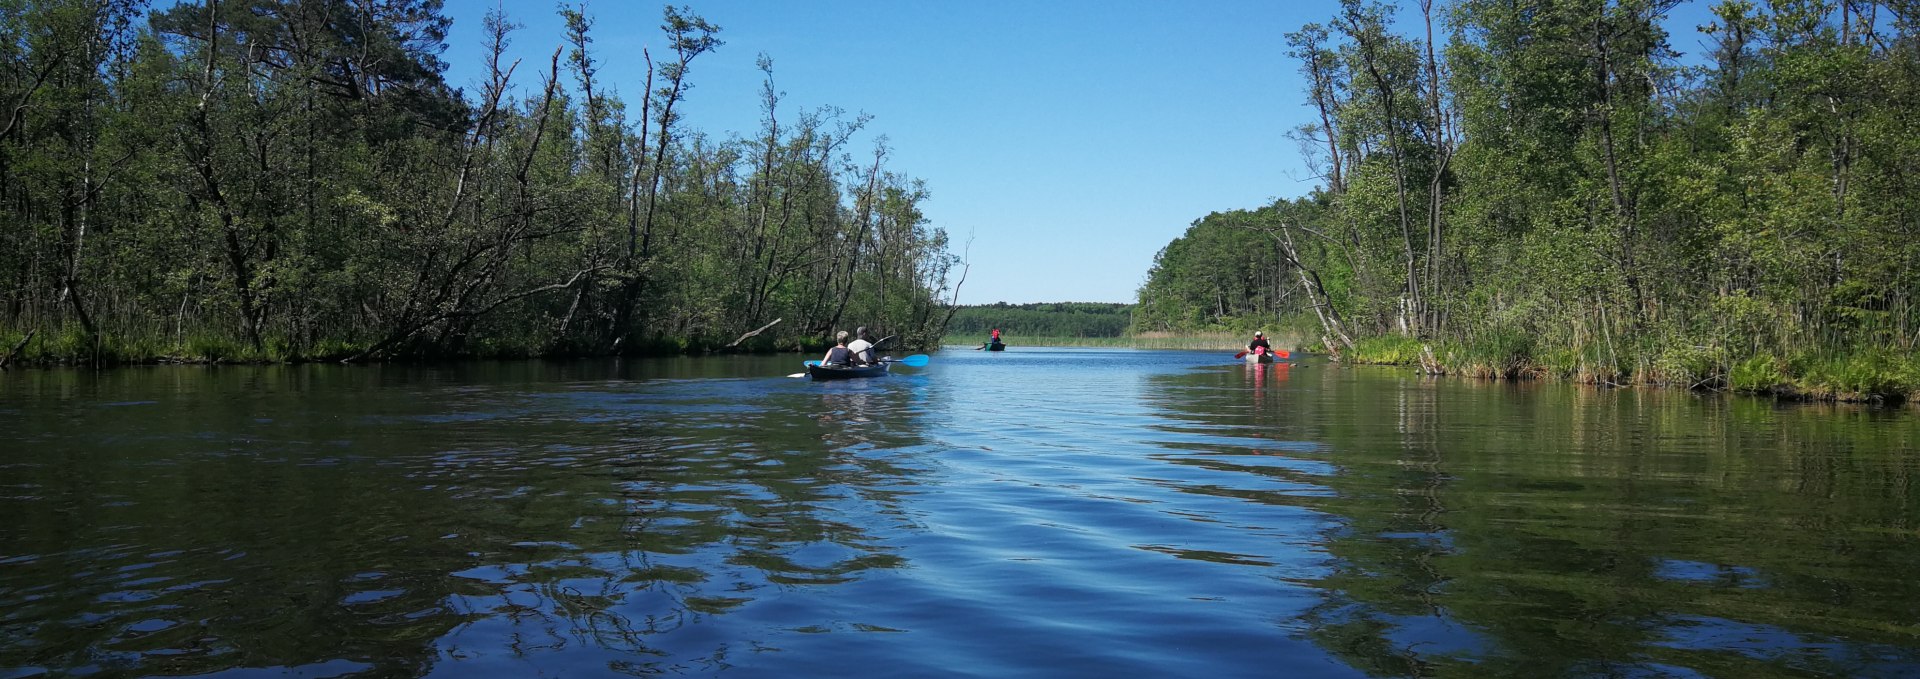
[1135,0,1920,400]
[0,1,958,366]
[945,302,1133,339]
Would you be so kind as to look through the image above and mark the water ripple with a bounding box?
[3,353,1918,677]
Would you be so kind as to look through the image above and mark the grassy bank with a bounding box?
[1339,334,1920,404]
[0,327,304,367]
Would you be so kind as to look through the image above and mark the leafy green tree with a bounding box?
[1138,0,1919,397]
[0,2,960,365]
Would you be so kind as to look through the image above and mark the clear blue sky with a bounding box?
[438,1,1724,305]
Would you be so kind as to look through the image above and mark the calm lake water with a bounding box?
[3,348,1919,678]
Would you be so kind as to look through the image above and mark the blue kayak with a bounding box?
[807,362,889,380]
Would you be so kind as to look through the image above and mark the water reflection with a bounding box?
[1141,364,1920,677]
[6,354,1920,677]
[0,360,930,676]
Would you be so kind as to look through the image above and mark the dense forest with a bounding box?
[0,0,959,366]
[945,302,1132,339]
[1136,0,1920,400]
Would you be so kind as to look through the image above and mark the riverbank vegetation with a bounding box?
[1134,0,1920,402]
[944,302,1132,339]
[943,333,1251,351]
[0,1,959,368]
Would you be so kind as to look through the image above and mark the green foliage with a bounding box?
[1448,324,1539,379]
[1648,341,1726,388]
[0,3,959,367]
[1131,201,1332,337]
[943,333,1248,350]
[1781,352,1920,402]
[946,302,1133,339]
[1134,0,1919,401]
[1346,335,1425,365]
[1728,354,1786,393]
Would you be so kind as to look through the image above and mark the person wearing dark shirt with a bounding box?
[1247,331,1272,355]
[820,331,853,366]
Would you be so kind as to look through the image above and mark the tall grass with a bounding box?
[1771,351,1920,402]
[1344,335,1426,365]
[0,325,297,366]
[1326,326,1918,404]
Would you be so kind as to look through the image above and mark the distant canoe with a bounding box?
[987,342,1006,351]
[1244,352,1273,364]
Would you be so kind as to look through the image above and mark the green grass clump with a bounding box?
[1447,326,1539,379]
[304,338,368,361]
[1721,350,1918,403]
[1648,342,1728,388]
[1781,351,1920,402]
[181,334,251,362]
[1728,354,1786,393]
[1345,335,1426,365]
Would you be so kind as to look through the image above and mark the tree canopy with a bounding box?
[946,302,1133,339]
[1135,0,1920,396]
[0,0,959,364]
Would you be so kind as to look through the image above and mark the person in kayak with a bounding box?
[991,328,1002,344]
[848,327,877,365]
[1247,331,1272,356]
[820,331,854,367]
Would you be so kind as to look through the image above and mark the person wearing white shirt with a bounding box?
[847,326,876,365]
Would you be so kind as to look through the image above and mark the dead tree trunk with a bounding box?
[1275,221,1356,355]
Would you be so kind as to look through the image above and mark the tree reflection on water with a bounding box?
[1145,364,1920,677]
[0,362,932,677]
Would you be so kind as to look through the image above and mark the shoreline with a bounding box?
[1332,336,1918,407]
[8,336,1914,409]
[0,332,919,371]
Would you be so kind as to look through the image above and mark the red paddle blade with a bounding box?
[1233,351,1247,359]
[1277,350,1291,359]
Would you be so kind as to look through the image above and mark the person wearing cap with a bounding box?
[847,327,876,365]
[1247,331,1273,355]
[820,331,854,366]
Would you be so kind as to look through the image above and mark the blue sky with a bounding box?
[438,1,1725,305]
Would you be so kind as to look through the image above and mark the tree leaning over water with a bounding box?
[0,1,960,364]
[1135,0,1920,398]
